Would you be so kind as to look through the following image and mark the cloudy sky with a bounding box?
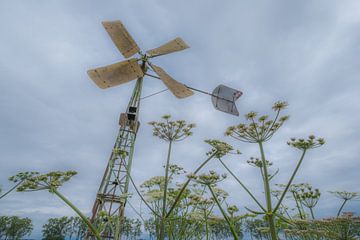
[1,0,360,238]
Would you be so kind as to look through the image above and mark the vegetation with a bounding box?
[2,101,359,239]
[8,171,102,240]
[0,216,33,240]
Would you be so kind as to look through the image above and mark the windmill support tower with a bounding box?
[86,21,193,239]
[87,73,145,240]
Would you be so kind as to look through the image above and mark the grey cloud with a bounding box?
[1,0,360,237]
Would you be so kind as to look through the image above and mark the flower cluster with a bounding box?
[204,139,235,158]
[148,115,195,142]
[227,205,239,216]
[297,186,321,208]
[140,176,165,189]
[168,164,186,175]
[191,171,227,186]
[211,187,229,200]
[9,171,77,192]
[287,135,325,150]
[8,171,39,183]
[225,101,289,143]
[144,189,163,203]
[247,157,273,168]
[329,191,359,201]
[285,216,360,239]
[188,194,214,208]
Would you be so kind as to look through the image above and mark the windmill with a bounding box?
[86,20,242,239]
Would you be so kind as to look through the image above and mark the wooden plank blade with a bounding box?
[102,20,140,58]
[146,37,189,58]
[87,59,144,89]
[149,63,193,99]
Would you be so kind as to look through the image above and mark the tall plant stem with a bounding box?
[52,189,101,240]
[205,210,209,240]
[166,151,217,218]
[124,162,160,217]
[258,141,277,240]
[292,192,304,219]
[273,150,306,213]
[309,207,315,220]
[0,181,23,200]
[208,185,239,240]
[218,158,266,212]
[337,199,348,217]
[159,140,173,240]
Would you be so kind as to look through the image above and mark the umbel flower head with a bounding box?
[9,171,77,192]
[192,170,227,186]
[8,171,39,183]
[148,115,195,142]
[287,135,325,150]
[140,176,165,189]
[247,157,273,168]
[227,205,239,216]
[204,139,236,158]
[297,186,321,208]
[329,191,359,201]
[225,101,289,143]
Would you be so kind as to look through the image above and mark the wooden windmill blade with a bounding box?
[146,37,189,58]
[102,20,140,58]
[87,59,144,89]
[149,63,193,99]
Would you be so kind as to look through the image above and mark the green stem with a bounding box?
[218,158,266,212]
[258,142,277,240]
[292,192,304,219]
[160,140,173,240]
[205,210,209,240]
[0,181,23,200]
[337,199,347,217]
[208,185,238,240]
[52,189,101,240]
[165,151,217,218]
[309,207,315,220]
[123,162,160,217]
[273,150,307,213]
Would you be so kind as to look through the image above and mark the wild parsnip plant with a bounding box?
[134,116,240,239]
[223,101,325,240]
[148,115,195,240]
[192,170,240,239]
[140,166,243,239]
[297,186,321,220]
[329,191,359,217]
[9,171,102,240]
[284,212,360,240]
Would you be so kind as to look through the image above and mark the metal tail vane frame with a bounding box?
[86,20,242,239]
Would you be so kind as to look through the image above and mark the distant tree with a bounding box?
[0,216,33,240]
[67,217,87,240]
[42,217,70,240]
[0,216,8,239]
[42,216,88,240]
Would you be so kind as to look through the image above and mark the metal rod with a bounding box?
[141,89,169,100]
[185,85,233,103]
[145,72,234,103]
[145,73,161,79]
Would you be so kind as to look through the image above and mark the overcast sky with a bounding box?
[1,0,360,238]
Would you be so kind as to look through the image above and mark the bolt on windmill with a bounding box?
[86,20,242,239]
